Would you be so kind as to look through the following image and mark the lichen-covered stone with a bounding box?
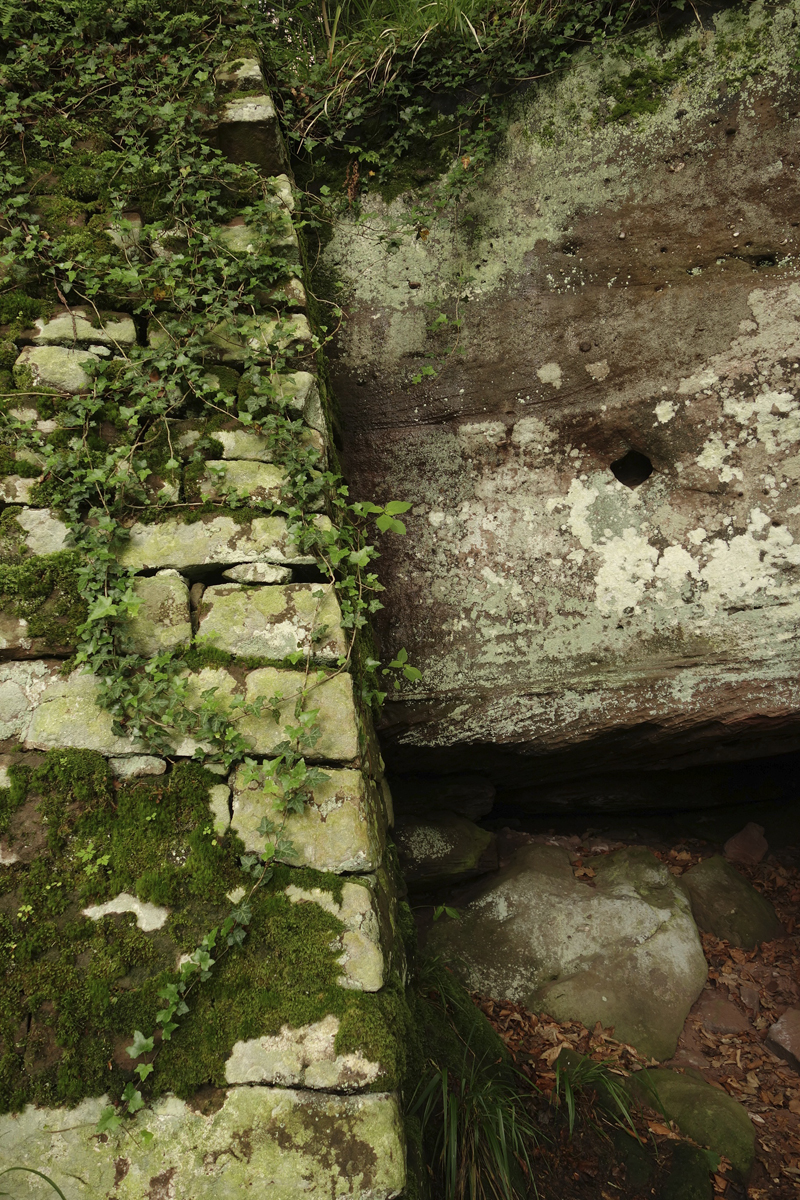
[0,660,58,741]
[16,507,72,555]
[225,1014,382,1091]
[628,1069,756,1175]
[231,764,384,872]
[428,845,707,1060]
[0,1088,406,1199]
[198,582,346,662]
[222,562,293,584]
[18,306,136,347]
[680,856,783,948]
[241,668,359,761]
[278,370,325,432]
[118,513,318,572]
[0,475,39,504]
[14,345,100,392]
[106,210,142,251]
[121,570,192,655]
[24,670,142,754]
[208,783,231,834]
[286,879,385,991]
[197,459,287,504]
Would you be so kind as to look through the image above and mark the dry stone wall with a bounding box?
[0,39,407,1200]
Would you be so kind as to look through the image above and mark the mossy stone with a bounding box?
[118,514,314,572]
[120,571,192,656]
[241,668,360,762]
[198,582,346,662]
[680,856,783,948]
[658,1142,713,1200]
[13,345,100,393]
[627,1069,756,1176]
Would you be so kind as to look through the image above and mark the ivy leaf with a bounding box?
[96,1106,123,1135]
[140,1130,155,1146]
[134,1063,154,1082]
[122,1083,145,1113]
[375,514,406,534]
[126,1030,155,1058]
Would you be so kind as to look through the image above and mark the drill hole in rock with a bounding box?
[610,449,654,488]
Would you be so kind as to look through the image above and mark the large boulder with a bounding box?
[427,845,707,1059]
[680,855,783,948]
[324,2,800,786]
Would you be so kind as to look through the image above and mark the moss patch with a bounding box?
[0,549,86,651]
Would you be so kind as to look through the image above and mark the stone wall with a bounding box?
[325,0,800,794]
[0,35,407,1200]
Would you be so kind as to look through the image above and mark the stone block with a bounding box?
[14,345,100,393]
[196,459,287,504]
[225,1014,382,1091]
[240,668,359,761]
[106,211,142,251]
[286,879,385,991]
[18,306,136,348]
[278,370,325,432]
[0,476,38,504]
[213,93,291,178]
[117,514,319,572]
[108,756,166,779]
[221,562,292,583]
[215,57,265,92]
[15,508,72,555]
[0,1089,406,1199]
[231,764,384,872]
[208,784,231,834]
[265,276,307,307]
[121,570,192,655]
[198,582,346,662]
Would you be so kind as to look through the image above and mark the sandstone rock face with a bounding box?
[428,844,707,1059]
[326,2,800,784]
[0,1089,405,1199]
[680,855,783,948]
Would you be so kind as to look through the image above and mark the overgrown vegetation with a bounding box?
[256,0,705,203]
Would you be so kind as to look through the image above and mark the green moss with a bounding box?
[0,447,41,478]
[604,40,702,122]
[0,550,87,652]
[0,292,45,328]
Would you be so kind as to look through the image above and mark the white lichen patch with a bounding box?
[82,892,170,931]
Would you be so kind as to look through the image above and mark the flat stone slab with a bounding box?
[15,508,72,555]
[198,582,347,662]
[225,1014,382,1091]
[14,345,101,392]
[108,755,166,779]
[680,856,783,948]
[231,764,384,872]
[118,514,319,572]
[18,306,136,347]
[428,844,707,1060]
[766,1007,800,1072]
[222,562,293,583]
[628,1068,756,1176]
[0,1088,405,1199]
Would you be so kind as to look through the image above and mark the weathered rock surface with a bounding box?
[394,811,497,888]
[286,879,387,992]
[766,1007,800,1072]
[222,561,293,583]
[213,92,291,178]
[628,1069,756,1175]
[15,508,72,555]
[428,845,707,1059]
[198,582,346,662]
[197,459,287,504]
[225,1014,382,1091]
[680,856,783,948]
[326,2,800,783]
[232,764,385,872]
[108,755,166,779]
[0,1089,406,1199]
